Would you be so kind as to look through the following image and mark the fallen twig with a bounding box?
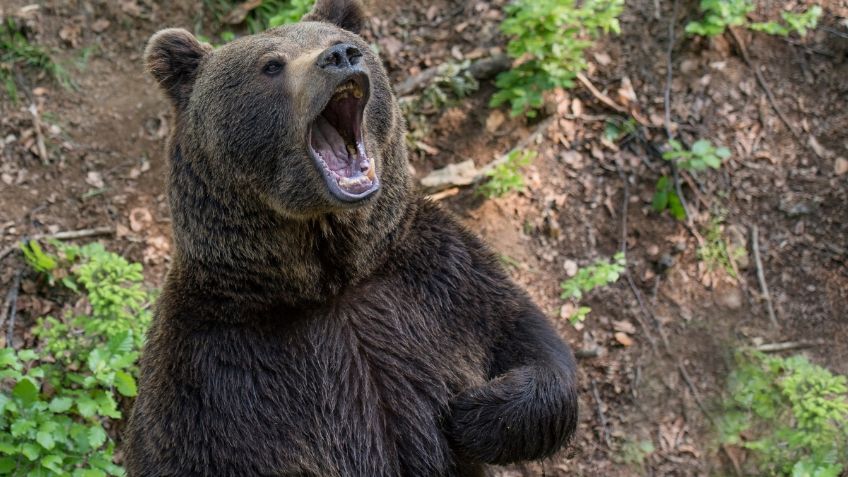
[28,103,49,165]
[1,270,22,348]
[590,379,612,448]
[420,117,555,192]
[0,226,114,262]
[728,28,801,142]
[678,362,715,424]
[756,340,822,353]
[751,225,779,328]
[575,72,629,115]
[395,54,511,97]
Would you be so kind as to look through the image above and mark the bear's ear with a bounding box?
[144,28,211,109]
[302,0,366,34]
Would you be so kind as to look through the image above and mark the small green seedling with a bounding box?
[653,139,729,220]
[477,150,536,198]
[663,139,730,172]
[560,253,626,325]
[686,0,821,38]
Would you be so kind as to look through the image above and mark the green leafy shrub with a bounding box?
[686,0,821,38]
[653,139,729,220]
[0,242,153,476]
[476,149,535,198]
[0,18,72,102]
[719,351,848,476]
[560,253,626,325]
[491,0,623,118]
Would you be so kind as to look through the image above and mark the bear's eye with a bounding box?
[263,60,284,76]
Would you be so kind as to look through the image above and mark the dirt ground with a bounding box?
[1,0,846,475]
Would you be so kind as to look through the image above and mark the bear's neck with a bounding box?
[164,145,414,318]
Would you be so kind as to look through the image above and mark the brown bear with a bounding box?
[124,1,578,475]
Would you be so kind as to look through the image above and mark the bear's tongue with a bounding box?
[309,93,374,195]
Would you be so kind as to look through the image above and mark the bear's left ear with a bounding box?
[302,0,366,34]
[144,28,212,110]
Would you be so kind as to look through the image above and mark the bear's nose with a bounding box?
[317,43,362,71]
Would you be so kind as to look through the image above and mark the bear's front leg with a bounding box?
[447,301,578,465]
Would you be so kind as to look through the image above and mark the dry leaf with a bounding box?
[85,171,104,188]
[129,207,153,232]
[614,332,634,347]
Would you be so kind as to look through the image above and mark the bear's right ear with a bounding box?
[302,0,366,34]
[144,28,211,109]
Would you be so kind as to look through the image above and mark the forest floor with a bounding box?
[1,0,846,475]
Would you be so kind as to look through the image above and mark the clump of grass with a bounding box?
[0,18,72,102]
[560,253,626,325]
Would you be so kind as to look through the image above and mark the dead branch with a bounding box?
[1,270,22,348]
[751,225,779,328]
[0,226,114,262]
[395,54,511,97]
[28,103,49,165]
[420,117,555,192]
[755,340,823,353]
[590,379,612,448]
[575,73,629,115]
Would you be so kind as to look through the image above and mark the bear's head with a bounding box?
[144,0,407,218]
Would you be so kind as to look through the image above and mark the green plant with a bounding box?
[202,0,314,40]
[719,351,848,476]
[616,437,655,469]
[491,0,623,118]
[1,242,153,476]
[0,18,72,102]
[663,139,730,172]
[652,175,686,221]
[686,0,821,38]
[750,7,823,37]
[476,149,536,198]
[560,253,626,325]
[653,139,729,220]
[698,217,745,278]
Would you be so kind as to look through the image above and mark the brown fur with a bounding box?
[125,1,578,475]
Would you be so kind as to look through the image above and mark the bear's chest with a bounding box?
[195,294,488,476]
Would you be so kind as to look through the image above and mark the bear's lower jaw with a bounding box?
[308,72,379,203]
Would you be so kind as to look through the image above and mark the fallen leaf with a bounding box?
[91,19,110,33]
[835,157,848,176]
[618,76,638,106]
[129,207,153,232]
[485,110,505,133]
[612,320,636,334]
[593,52,611,66]
[85,171,104,188]
[614,332,634,347]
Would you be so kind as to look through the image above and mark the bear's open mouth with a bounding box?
[308,73,378,202]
